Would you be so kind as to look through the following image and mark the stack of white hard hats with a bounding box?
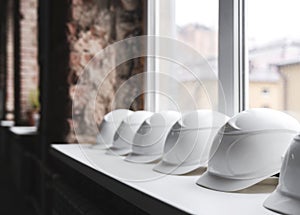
[264,133,300,214]
[95,109,133,148]
[196,108,300,192]
[153,110,229,175]
[93,108,300,213]
[107,111,153,156]
[125,111,181,163]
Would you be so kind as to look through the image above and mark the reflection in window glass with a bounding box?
[156,0,219,112]
[247,0,300,120]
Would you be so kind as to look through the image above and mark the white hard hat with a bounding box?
[264,133,300,214]
[95,109,133,148]
[196,108,300,192]
[153,110,229,175]
[107,111,153,156]
[125,111,181,163]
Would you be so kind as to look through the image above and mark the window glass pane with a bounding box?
[156,0,219,112]
[246,0,300,120]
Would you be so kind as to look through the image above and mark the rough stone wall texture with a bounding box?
[19,0,39,122]
[68,0,145,143]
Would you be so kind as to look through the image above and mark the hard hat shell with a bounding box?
[196,108,300,192]
[264,134,300,214]
[221,108,298,133]
[153,110,229,175]
[125,111,181,163]
[95,109,133,148]
[107,111,153,156]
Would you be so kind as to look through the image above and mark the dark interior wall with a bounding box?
[0,0,16,121]
[37,2,147,210]
[38,2,72,214]
[13,0,21,124]
[0,0,8,119]
[5,0,15,120]
[39,0,146,145]
[38,0,71,144]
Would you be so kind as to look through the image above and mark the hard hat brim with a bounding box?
[264,189,300,215]
[125,153,161,163]
[153,160,205,175]
[106,146,131,156]
[196,171,274,192]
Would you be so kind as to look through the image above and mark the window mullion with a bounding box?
[219,0,244,116]
[146,0,157,112]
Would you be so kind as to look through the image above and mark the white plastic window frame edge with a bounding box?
[146,0,175,112]
[146,0,247,116]
[219,0,246,116]
[145,0,157,112]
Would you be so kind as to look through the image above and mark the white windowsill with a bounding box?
[51,144,277,215]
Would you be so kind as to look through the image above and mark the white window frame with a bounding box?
[146,0,247,116]
[218,0,247,116]
[145,0,157,112]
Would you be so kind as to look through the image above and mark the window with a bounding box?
[150,0,300,121]
[148,0,220,113]
[149,0,243,117]
[246,0,300,120]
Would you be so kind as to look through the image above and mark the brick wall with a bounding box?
[68,0,145,143]
[19,0,39,123]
